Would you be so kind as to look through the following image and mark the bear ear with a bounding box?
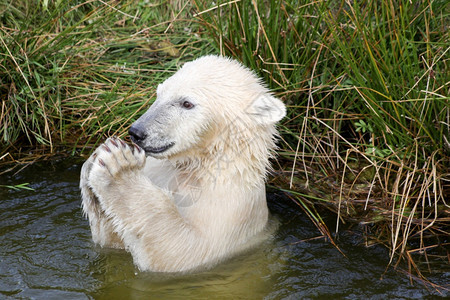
[246,94,286,125]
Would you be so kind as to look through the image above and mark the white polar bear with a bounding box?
[80,55,286,272]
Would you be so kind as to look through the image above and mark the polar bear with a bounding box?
[80,55,286,272]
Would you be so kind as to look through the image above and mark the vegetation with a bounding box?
[1,0,448,289]
[194,0,449,286]
[0,0,213,162]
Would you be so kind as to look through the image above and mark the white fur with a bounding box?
[80,55,286,272]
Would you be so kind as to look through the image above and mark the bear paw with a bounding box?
[88,137,146,188]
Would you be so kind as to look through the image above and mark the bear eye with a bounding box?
[181,100,194,109]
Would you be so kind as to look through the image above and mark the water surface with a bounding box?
[0,159,447,299]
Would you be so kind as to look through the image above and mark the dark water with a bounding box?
[0,159,448,299]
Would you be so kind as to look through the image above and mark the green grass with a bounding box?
[1,0,448,286]
[194,0,449,282]
[0,0,214,157]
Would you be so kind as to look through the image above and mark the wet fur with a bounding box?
[80,55,286,272]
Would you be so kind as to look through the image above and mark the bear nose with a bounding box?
[129,124,147,143]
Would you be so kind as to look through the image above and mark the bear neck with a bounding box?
[172,124,278,188]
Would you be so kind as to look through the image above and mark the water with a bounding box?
[0,159,448,299]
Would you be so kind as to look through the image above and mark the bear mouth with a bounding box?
[144,142,175,154]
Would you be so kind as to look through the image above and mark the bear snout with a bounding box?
[129,124,147,144]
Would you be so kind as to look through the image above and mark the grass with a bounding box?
[0,0,214,163]
[1,0,449,290]
[194,0,449,288]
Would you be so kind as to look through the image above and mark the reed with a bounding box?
[0,0,213,162]
[1,0,448,288]
[194,0,449,287]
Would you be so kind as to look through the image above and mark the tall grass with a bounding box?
[0,0,213,160]
[194,0,449,284]
[1,0,448,287]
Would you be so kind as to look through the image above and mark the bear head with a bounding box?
[129,55,286,160]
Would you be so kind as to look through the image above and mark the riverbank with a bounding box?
[1,0,448,290]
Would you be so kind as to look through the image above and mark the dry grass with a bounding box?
[1,0,448,290]
[194,0,449,289]
[0,0,214,165]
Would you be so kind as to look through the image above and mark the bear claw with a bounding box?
[103,144,111,153]
[119,139,127,148]
[110,139,119,148]
[132,144,142,153]
[98,158,105,167]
